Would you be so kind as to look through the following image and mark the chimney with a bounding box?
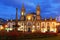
[16,8,18,26]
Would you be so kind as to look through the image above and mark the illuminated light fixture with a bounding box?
[50,28,56,33]
[21,26,24,27]
[0,26,4,30]
[5,28,10,32]
[32,25,35,33]
[5,25,8,28]
[32,30,35,33]
[17,26,24,31]
[41,30,46,33]
[17,28,20,31]
[28,16,31,20]
[57,23,59,25]
[50,28,54,32]
[33,25,35,28]
[44,28,47,32]
[41,28,46,33]
[22,12,24,15]
[9,28,13,31]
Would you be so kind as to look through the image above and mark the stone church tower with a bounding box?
[20,4,25,21]
[36,5,41,20]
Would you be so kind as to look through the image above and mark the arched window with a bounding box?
[47,23,50,32]
[27,22,32,26]
[42,23,45,28]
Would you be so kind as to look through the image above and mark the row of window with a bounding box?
[18,22,56,27]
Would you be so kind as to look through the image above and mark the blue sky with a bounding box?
[0,0,60,20]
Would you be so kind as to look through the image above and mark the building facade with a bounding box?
[17,5,57,33]
[6,4,60,33]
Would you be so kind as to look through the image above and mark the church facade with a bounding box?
[17,5,57,33]
[7,5,60,33]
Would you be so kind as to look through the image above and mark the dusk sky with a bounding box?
[0,0,60,20]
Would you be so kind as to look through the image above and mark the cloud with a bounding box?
[52,0,60,3]
[0,0,60,19]
[0,3,16,19]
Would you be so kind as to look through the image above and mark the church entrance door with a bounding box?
[28,27,31,32]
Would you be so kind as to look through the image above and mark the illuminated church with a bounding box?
[16,4,57,33]
[6,4,58,33]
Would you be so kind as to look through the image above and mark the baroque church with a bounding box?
[6,4,58,33]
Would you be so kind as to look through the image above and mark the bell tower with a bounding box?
[36,5,41,20]
[20,4,25,20]
[36,5,40,15]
